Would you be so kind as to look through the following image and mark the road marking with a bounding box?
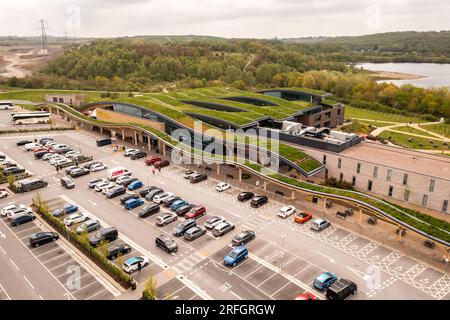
[230,290,243,300]
[346,266,371,281]
[23,276,35,290]
[0,283,11,300]
[88,200,97,206]
[27,161,33,165]
[0,246,6,254]
[9,258,20,271]
[39,295,44,300]
[315,250,336,263]
[0,231,6,239]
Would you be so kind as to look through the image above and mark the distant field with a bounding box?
[356,119,393,127]
[390,126,434,137]
[379,131,449,150]
[419,123,450,138]
[0,89,123,103]
[345,106,423,123]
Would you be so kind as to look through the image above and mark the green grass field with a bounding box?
[419,123,450,138]
[345,106,424,123]
[391,126,434,137]
[379,131,449,150]
[356,119,397,127]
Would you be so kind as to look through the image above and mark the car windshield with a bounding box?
[228,250,239,258]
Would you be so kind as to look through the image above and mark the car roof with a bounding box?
[317,272,334,281]
[314,218,325,223]
[125,257,142,264]
[232,246,247,254]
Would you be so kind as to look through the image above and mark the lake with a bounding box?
[356,63,450,88]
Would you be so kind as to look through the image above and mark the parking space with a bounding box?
[156,278,200,300]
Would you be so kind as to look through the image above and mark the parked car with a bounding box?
[204,216,225,230]
[326,279,357,300]
[84,161,102,170]
[127,180,144,191]
[70,168,90,178]
[96,138,112,147]
[162,195,181,207]
[170,199,189,212]
[295,292,317,300]
[1,204,26,217]
[90,163,107,172]
[107,167,131,181]
[216,182,231,192]
[88,178,107,189]
[138,203,160,218]
[212,221,235,237]
[277,206,296,219]
[29,232,59,248]
[120,193,140,204]
[0,191,8,198]
[76,219,101,235]
[124,198,144,210]
[310,218,330,232]
[7,208,30,220]
[154,160,170,169]
[24,143,42,151]
[189,173,207,183]
[184,226,207,241]
[52,204,78,217]
[3,166,26,176]
[155,212,178,226]
[16,139,33,146]
[145,188,164,202]
[117,176,137,186]
[107,243,131,260]
[294,212,313,224]
[11,212,35,226]
[63,212,89,226]
[106,185,126,199]
[182,170,197,179]
[314,272,337,291]
[42,153,59,161]
[94,181,112,192]
[16,178,48,193]
[175,204,195,216]
[65,165,79,175]
[123,256,150,273]
[145,156,161,166]
[60,177,75,189]
[102,184,118,195]
[153,192,173,204]
[185,205,206,219]
[130,151,147,160]
[65,151,80,158]
[155,235,178,253]
[123,149,139,157]
[250,195,268,208]
[138,186,158,197]
[90,227,118,247]
[224,245,248,267]
[34,150,52,159]
[173,219,196,237]
[231,230,255,246]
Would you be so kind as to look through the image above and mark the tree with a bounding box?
[224,65,242,84]
[231,80,246,90]
[142,276,157,300]
[255,63,281,84]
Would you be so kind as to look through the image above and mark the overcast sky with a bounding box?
[1,0,449,38]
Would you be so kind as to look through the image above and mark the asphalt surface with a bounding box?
[0,129,449,300]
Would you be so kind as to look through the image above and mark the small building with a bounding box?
[45,93,85,108]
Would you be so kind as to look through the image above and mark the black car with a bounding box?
[232,230,256,246]
[39,137,54,145]
[88,178,105,189]
[250,195,269,208]
[11,212,36,226]
[238,191,254,202]
[106,185,126,199]
[162,195,181,207]
[34,151,52,159]
[16,139,33,146]
[189,173,207,184]
[107,243,132,260]
[3,167,26,176]
[326,279,358,300]
[70,168,90,178]
[175,204,195,216]
[29,232,59,248]
[120,193,140,204]
[173,219,196,237]
[130,151,147,160]
[145,188,164,201]
[89,227,118,247]
[139,186,158,198]
[83,161,102,170]
[65,165,79,175]
[155,234,178,253]
[139,203,160,218]
[17,179,48,193]
[119,177,139,187]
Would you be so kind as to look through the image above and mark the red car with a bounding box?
[154,160,170,169]
[33,147,51,154]
[185,206,206,219]
[295,292,317,300]
[294,212,313,224]
[145,156,161,166]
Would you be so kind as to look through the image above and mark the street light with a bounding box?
[280,234,287,274]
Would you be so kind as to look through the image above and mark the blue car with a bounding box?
[124,198,144,210]
[170,200,188,211]
[52,204,78,217]
[224,245,248,267]
[314,272,337,291]
[127,180,143,191]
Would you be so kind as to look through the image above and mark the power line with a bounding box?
[37,19,49,55]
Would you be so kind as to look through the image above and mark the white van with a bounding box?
[24,143,42,151]
[107,167,131,181]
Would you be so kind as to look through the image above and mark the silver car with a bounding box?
[76,219,101,235]
[184,226,207,241]
[212,221,235,237]
[204,215,224,230]
[155,213,178,226]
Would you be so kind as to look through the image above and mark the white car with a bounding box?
[49,156,65,165]
[216,182,231,192]
[124,149,139,157]
[122,256,150,273]
[44,141,58,147]
[0,191,8,198]
[1,204,26,217]
[94,181,111,192]
[116,175,132,185]
[24,143,42,151]
[102,184,117,195]
[43,153,58,161]
[0,105,14,110]
[90,163,106,172]
[63,212,89,226]
[65,151,80,158]
[153,192,174,204]
[277,206,296,219]
[53,159,71,167]
[7,207,33,220]
[183,170,197,179]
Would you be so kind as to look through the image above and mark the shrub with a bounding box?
[321,177,354,190]
[142,276,157,300]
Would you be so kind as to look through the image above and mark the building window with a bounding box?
[337,158,342,169]
[429,179,435,192]
[387,169,392,182]
[388,185,393,197]
[373,166,378,178]
[368,180,373,191]
[404,190,410,202]
[323,155,327,164]
[339,173,344,181]
[352,176,356,187]
[58,98,63,103]
[337,108,341,115]
[356,163,361,174]
[52,97,57,102]
[443,200,448,213]
[403,174,408,185]
[422,194,428,207]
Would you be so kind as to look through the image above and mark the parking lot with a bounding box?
[1,129,449,300]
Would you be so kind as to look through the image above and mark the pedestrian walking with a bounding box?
[152,168,155,175]
[158,166,161,173]
[137,261,142,272]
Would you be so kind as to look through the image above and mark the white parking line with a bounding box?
[86,288,108,300]
[23,276,35,290]
[9,258,20,271]
[230,290,243,300]
[0,283,11,300]
[0,246,6,255]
